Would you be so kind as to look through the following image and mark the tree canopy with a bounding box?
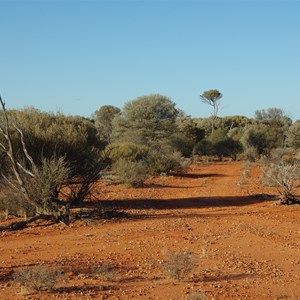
[93,105,121,144]
[111,94,179,145]
[200,89,223,133]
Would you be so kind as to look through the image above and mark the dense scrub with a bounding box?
[1,93,300,225]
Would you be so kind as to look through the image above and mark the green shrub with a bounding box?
[213,138,243,160]
[112,159,148,187]
[4,108,103,177]
[170,132,195,158]
[111,94,179,145]
[193,140,214,156]
[107,142,148,162]
[146,146,183,175]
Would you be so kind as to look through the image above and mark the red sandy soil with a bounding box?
[0,161,300,300]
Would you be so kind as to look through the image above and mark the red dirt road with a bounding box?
[1,161,300,299]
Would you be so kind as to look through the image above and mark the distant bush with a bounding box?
[93,105,121,145]
[193,129,242,160]
[108,142,148,162]
[146,143,184,175]
[112,159,148,187]
[193,140,214,157]
[213,138,243,160]
[241,122,288,160]
[287,121,300,149]
[108,139,186,183]
[111,94,179,145]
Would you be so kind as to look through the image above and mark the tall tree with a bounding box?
[200,89,223,133]
[94,105,121,145]
[111,94,179,145]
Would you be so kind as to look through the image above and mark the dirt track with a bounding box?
[1,161,300,299]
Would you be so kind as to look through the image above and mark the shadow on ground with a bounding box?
[89,194,275,211]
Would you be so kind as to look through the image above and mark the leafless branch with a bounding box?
[14,125,36,171]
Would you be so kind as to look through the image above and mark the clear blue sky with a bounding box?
[1,0,299,120]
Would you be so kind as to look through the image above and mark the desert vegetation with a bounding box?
[1,91,300,224]
[1,91,300,299]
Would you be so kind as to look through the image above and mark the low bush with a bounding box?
[112,159,148,187]
[13,265,62,292]
[261,158,300,204]
[146,145,183,175]
[0,189,35,218]
[163,250,198,280]
[186,291,208,300]
[92,262,118,281]
[107,142,148,162]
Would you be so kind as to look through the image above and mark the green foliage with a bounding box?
[170,132,195,157]
[255,107,292,128]
[207,128,228,144]
[252,108,291,155]
[170,117,205,157]
[200,89,223,133]
[1,156,71,219]
[287,121,300,149]
[0,106,107,219]
[93,105,121,144]
[194,116,252,138]
[213,138,243,160]
[111,94,179,145]
[146,144,183,175]
[241,125,268,159]
[222,115,253,131]
[176,117,205,143]
[241,123,285,160]
[193,129,242,160]
[4,108,102,176]
[193,118,214,137]
[228,126,245,142]
[112,159,148,187]
[200,89,222,103]
[107,142,148,162]
[25,156,70,213]
[193,140,214,156]
[109,94,184,177]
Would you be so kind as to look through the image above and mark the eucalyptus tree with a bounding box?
[200,89,223,133]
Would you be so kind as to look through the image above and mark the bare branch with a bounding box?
[0,140,7,152]
[16,162,35,177]
[0,94,34,206]
[14,125,36,171]
[2,173,20,192]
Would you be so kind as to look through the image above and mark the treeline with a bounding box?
[1,93,300,222]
